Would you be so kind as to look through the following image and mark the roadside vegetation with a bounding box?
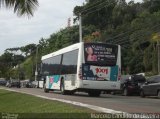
[0,89,94,118]
[1,0,160,80]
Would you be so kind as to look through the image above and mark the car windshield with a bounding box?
[131,75,146,83]
[147,75,160,83]
[120,75,131,83]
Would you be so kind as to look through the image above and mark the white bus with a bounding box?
[41,42,121,96]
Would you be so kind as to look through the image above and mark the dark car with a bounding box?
[0,79,7,86]
[31,81,38,88]
[140,75,160,98]
[121,74,146,96]
[6,80,21,88]
[26,82,34,88]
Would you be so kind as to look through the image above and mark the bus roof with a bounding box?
[41,42,82,60]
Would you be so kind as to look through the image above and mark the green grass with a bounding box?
[0,89,95,119]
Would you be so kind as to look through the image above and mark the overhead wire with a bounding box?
[80,1,105,13]
[75,0,117,16]
[109,30,159,47]
[75,0,109,15]
[75,0,160,48]
[81,1,109,14]
[111,24,160,46]
[74,0,103,15]
[82,1,116,16]
[107,23,160,44]
[107,23,160,42]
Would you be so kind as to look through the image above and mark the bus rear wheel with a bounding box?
[60,80,67,95]
[88,91,101,97]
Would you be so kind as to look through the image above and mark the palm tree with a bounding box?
[0,0,39,17]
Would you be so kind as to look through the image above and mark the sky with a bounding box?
[0,0,142,55]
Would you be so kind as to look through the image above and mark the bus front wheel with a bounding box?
[88,91,101,97]
[44,85,49,93]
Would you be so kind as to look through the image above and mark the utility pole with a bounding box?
[79,13,82,42]
[158,41,160,74]
[35,46,38,81]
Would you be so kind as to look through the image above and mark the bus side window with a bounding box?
[61,50,78,74]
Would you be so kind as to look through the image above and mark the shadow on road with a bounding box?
[145,96,160,99]
[48,91,115,99]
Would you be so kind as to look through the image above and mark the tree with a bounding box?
[0,0,38,17]
[0,52,13,78]
[21,44,37,56]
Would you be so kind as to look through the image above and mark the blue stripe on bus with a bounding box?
[110,66,118,81]
[53,75,60,83]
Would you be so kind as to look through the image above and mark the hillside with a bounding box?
[1,0,160,79]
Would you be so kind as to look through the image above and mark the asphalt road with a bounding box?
[1,87,160,113]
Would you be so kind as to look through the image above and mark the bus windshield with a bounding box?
[84,43,118,66]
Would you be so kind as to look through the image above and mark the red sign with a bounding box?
[96,68,108,74]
